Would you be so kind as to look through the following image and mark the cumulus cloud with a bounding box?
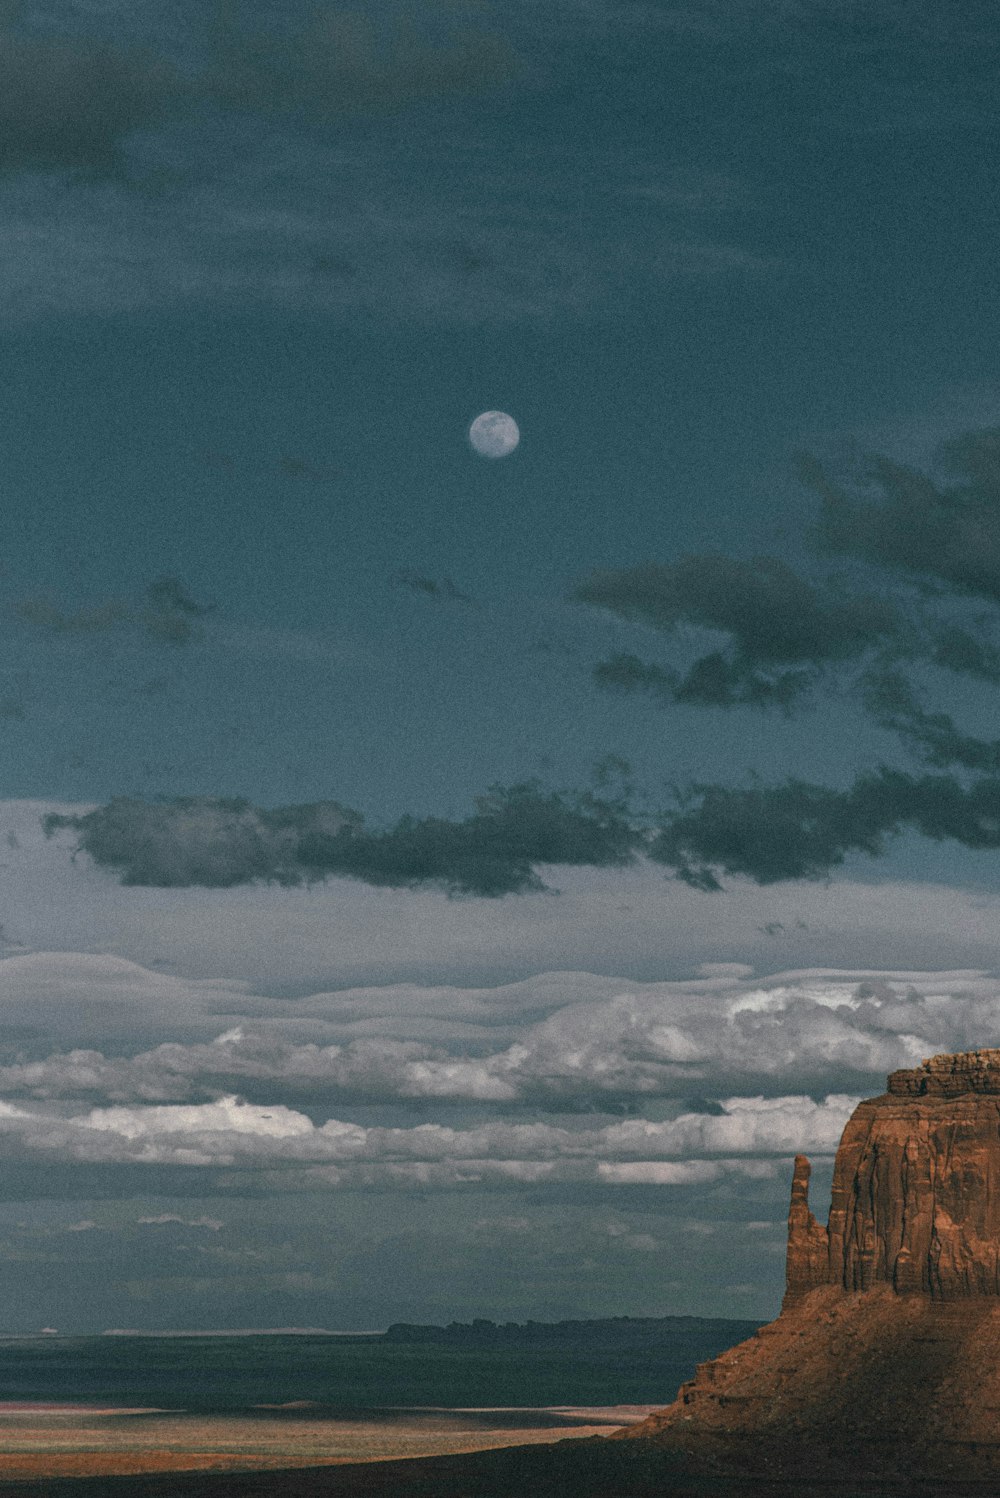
[7,944,1000,1252]
[136,1213,223,1230]
[597,1159,779,1185]
[44,783,639,896]
[0,1092,853,1186]
[4,959,1000,1108]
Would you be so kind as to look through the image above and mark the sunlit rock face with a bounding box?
[788,1050,1000,1301]
[622,1053,1000,1486]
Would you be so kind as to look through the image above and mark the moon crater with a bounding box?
[469,410,520,459]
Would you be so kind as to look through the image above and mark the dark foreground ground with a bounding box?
[0,1438,997,1498]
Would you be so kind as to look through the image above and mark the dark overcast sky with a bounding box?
[4,0,1000,1333]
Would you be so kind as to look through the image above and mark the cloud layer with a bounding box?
[811,432,1000,604]
[568,429,1000,890]
[0,2,769,326]
[6,950,1000,1114]
[45,784,638,895]
[16,577,213,647]
[0,1092,854,1186]
[575,555,900,707]
[0,23,178,175]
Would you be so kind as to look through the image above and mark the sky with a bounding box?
[3,0,1000,1332]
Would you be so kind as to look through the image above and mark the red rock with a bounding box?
[621,1051,1000,1482]
[783,1153,829,1306]
[822,1050,1000,1298]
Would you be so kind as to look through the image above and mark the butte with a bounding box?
[617,1049,1000,1489]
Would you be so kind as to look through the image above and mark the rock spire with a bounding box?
[621,1050,1000,1485]
[787,1048,1000,1301]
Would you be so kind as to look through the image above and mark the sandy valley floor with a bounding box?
[0,1402,656,1479]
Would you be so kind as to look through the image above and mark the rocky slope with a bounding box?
[622,1050,1000,1483]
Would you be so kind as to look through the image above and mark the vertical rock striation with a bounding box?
[622,1051,1000,1483]
[783,1153,830,1305]
[804,1049,1000,1299]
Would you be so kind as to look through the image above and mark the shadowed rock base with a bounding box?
[618,1285,1000,1487]
[612,1050,1000,1492]
[1,1436,997,1498]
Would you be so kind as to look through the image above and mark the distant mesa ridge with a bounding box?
[623,1050,1000,1484]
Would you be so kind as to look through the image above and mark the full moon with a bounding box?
[469,410,520,459]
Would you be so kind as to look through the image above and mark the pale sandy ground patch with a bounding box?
[0,1403,659,1479]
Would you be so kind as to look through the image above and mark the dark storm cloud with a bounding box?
[15,577,213,647]
[208,6,517,120]
[651,767,1000,890]
[574,555,900,662]
[574,555,900,707]
[862,671,1000,773]
[576,433,1000,723]
[45,783,639,896]
[0,21,178,175]
[805,429,1000,604]
[594,650,811,709]
[564,428,1000,889]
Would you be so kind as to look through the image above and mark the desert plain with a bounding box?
[0,1400,652,1483]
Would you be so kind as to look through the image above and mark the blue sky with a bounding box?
[4,0,1000,1332]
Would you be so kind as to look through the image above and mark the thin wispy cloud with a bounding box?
[15,577,213,648]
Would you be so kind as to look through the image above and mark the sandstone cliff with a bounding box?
[622,1050,1000,1484]
[788,1048,1000,1301]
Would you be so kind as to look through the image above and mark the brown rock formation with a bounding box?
[784,1153,830,1304]
[622,1051,1000,1484]
[787,1049,1000,1301]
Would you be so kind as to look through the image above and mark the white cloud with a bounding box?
[83,1097,317,1142]
[596,1160,779,1185]
[136,1214,223,1230]
[6,803,1000,1178]
[0,1092,852,1185]
[6,948,1000,1109]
